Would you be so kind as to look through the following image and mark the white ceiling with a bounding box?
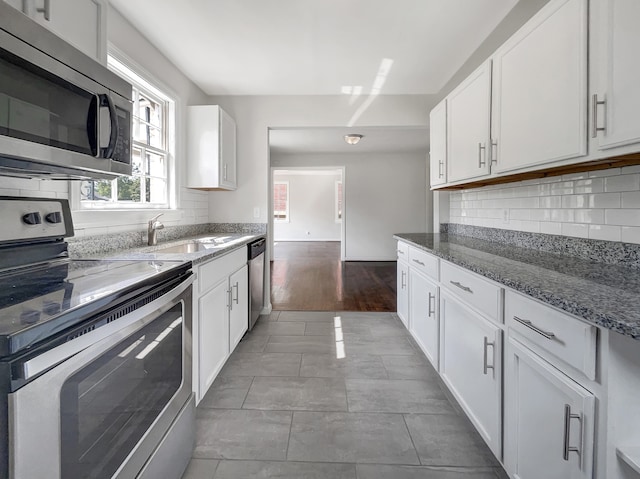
[110,0,519,96]
[269,127,428,155]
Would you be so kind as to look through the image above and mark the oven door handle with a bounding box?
[20,274,194,381]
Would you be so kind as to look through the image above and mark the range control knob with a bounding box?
[22,212,42,225]
[45,212,62,224]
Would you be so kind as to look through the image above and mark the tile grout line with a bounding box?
[238,376,256,410]
[401,413,423,466]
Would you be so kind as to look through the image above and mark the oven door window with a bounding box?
[60,303,183,479]
[0,48,98,156]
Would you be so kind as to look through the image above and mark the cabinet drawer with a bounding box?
[408,246,439,281]
[505,291,597,381]
[397,241,409,261]
[441,261,501,322]
[198,247,246,294]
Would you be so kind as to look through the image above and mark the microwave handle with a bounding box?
[99,93,119,159]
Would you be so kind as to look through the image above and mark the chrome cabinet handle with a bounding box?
[490,141,498,165]
[483,336,495,375]
[513,316,556,340]
[591,94,606,138]
[233,282,239,304]
[563,404,583,461]
[397,249,405,255]
[36,0,50,20]
[427,292,435,318]
[438,160,444,178]
[401,270,406,289]
[412,259,425,266]
[478,142,486,168]
[450,280,472,294]
[227,288,233,310]
[223,163,228,181]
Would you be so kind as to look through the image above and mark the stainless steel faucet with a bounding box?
[147,213,164,246]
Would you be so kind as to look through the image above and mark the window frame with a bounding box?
[75,50,176,211]
[273,180,290,223]
[335,180,343,223]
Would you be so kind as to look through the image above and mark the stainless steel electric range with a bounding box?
[0,196,195,479]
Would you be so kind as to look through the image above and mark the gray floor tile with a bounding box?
[341,334,416,355]
[404,414,498,467]
[194,409,292,460]
[346,379,455,414]
[199,377,253,409]
[335,311,395,320]
[213,460,357,478]
[264,311,281,321]
[287,411,419,464]
[300,353,389,379]
[265,335,337,354]
[181,459,219,479]
[220,353,301,377]
[278,311,337,322]
[382,355,440,380]
[356,464,500,479]
[251,321,306,336]
[233,334,269,353]
[243,376,347,411]
[304,322,335,335]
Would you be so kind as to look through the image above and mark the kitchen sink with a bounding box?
[153,242,216,254]
[152,235,254,254]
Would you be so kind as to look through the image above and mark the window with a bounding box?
[80,55,174,209]
[335,180,343,222]
[273,181,289,222]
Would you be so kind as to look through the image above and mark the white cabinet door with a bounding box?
[397,260,409,328]
[447,61,491,183]
[505,338,595,479]
[187,105,237,190]
[429,99,447,187]
[219,107,237,189]
[229,264,248,351]
[198,278,230,399]
[409,269,439,369]
[492,0,587,173]
[590,0,640,151]
[440,290,502,458]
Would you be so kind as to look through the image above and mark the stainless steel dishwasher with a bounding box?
[248,238,266,330]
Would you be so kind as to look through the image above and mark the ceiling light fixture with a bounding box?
[344,134,363,145]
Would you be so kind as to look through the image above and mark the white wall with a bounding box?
[273,152,427,261]
[0,6,210,237]
[273,171,342,241]
[448,166,640,244]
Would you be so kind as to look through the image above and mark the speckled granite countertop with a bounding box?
[394,233,640,340]
[97,233,265,266]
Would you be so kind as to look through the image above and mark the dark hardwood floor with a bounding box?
[270,241,397,312]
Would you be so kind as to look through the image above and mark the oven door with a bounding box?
[8,276,193,479]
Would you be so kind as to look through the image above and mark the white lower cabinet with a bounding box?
[409,268,439,369]
[194,247,249,403]
[229,264,249,351]
[505,338,595,479]
[397,259,409,328]
[439,289,502,459]
[198,278,230,399]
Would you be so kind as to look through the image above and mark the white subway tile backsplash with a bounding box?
[561,223,588,238]
[450,166,640,244]
[589,225,621,242]
[604,174,640,192]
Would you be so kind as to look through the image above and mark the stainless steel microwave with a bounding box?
[0,2,132,180]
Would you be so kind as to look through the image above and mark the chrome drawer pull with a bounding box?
[428,292,435,318]
[413,259,426,266]
[563,404,583,461]
[513,316,555,340]
[450,280,472,294]
[397,249,405,255]
[483,336,495,375]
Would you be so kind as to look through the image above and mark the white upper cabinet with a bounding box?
[590,0,640,152]
[4,0,107,64]
[447,61,492,183]
[429,99,447,187]
[491,0,588,174]
[187,105,237,190]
